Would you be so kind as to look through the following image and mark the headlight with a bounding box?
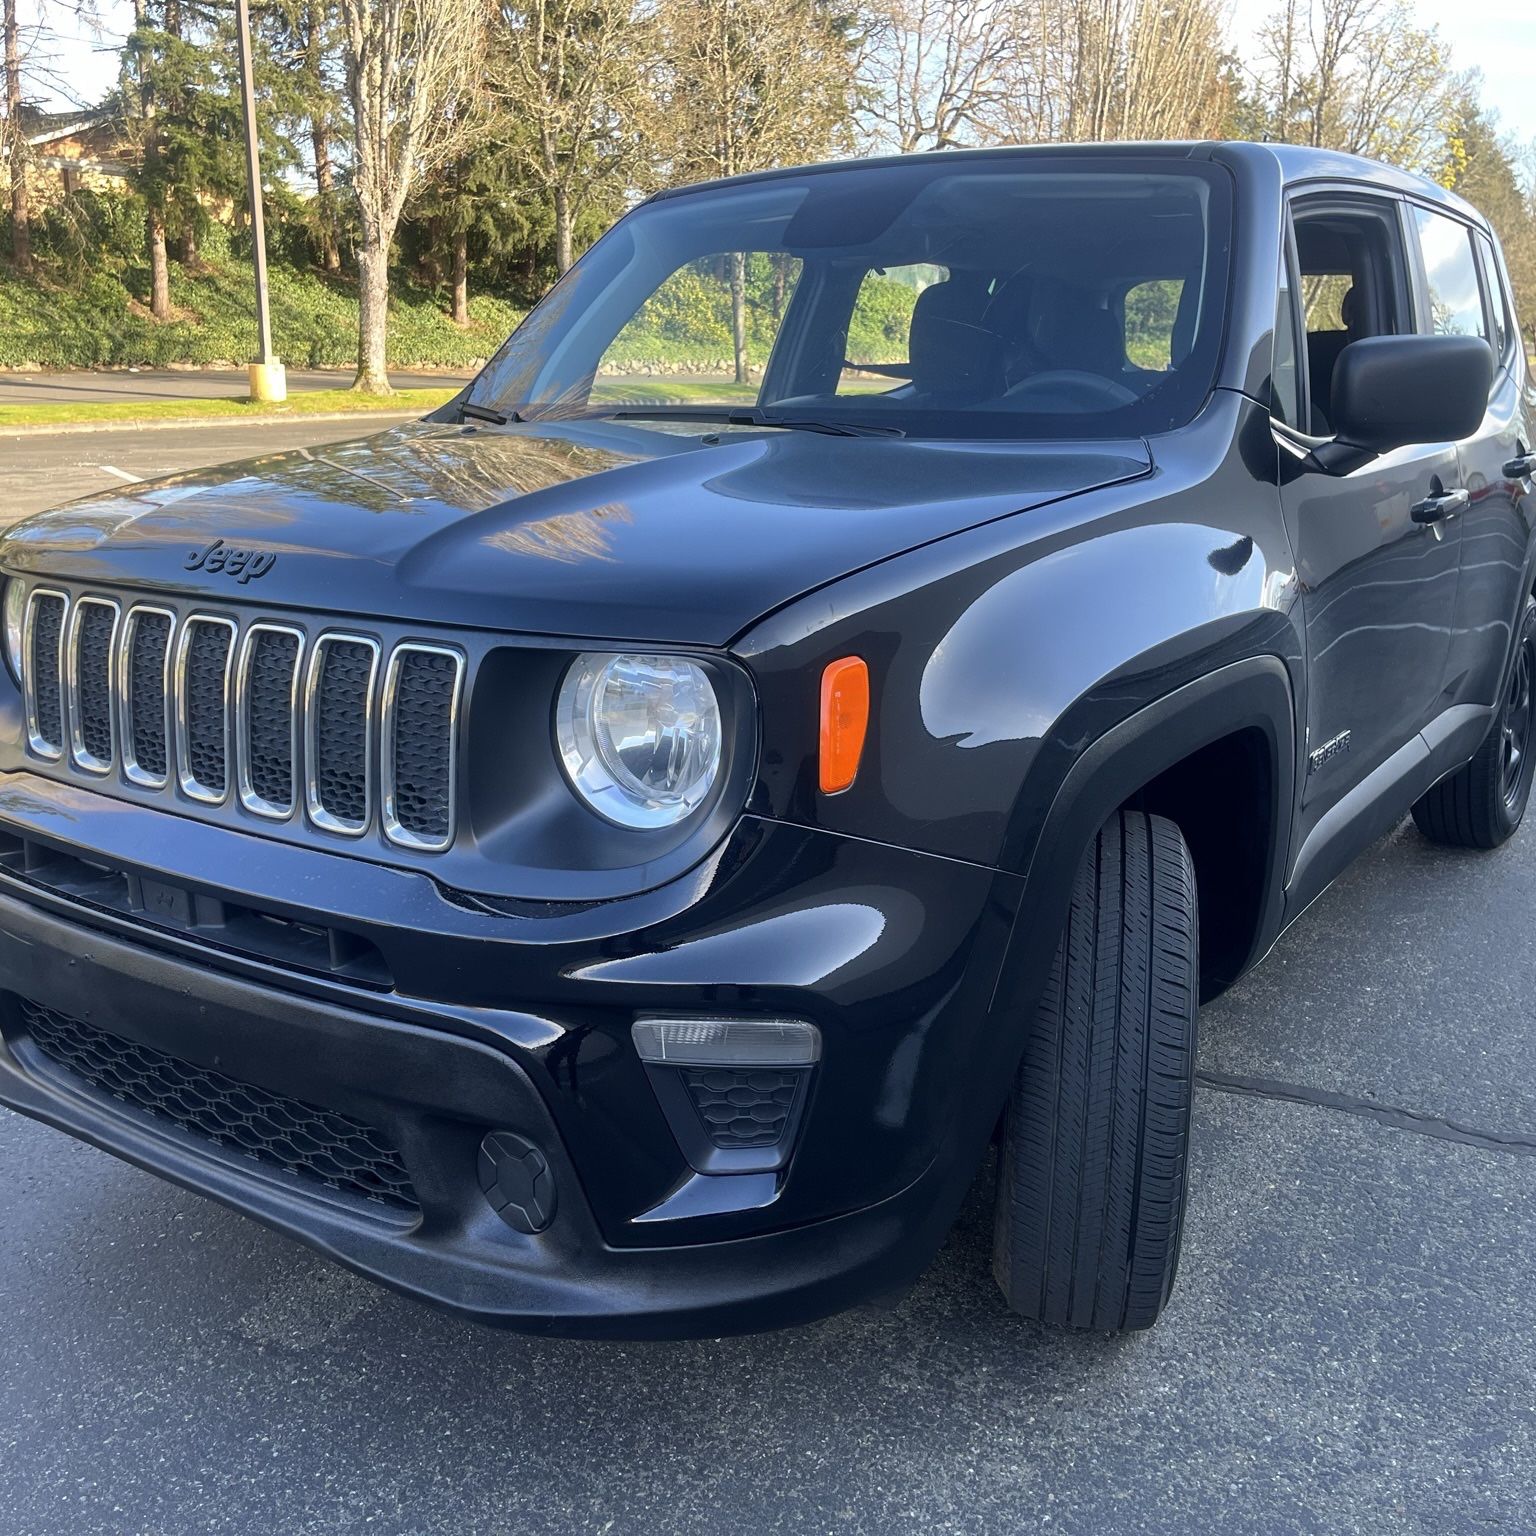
[556,652,723,828]
[2,581,24,682]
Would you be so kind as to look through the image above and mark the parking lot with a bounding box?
[2,419,1534,1534]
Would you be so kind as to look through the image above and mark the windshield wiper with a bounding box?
[458,400,524,426]
[605,408,905,439]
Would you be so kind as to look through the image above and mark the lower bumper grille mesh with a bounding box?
[682,1067,803,1149]
[18,999,418,1212]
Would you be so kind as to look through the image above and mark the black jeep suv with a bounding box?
[1,142,1531,1336]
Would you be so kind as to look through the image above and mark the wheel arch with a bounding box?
[991,655,1295,1032]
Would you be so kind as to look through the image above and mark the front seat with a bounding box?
[1307,285,1362,433]
[906,278,1006,404]
[1026,278,1125,379]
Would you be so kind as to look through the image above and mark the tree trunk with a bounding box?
[425,215,443,288]
[3,0,30,275]
[178,224,198,267]
[148,209,171,320]
[554,182,574,274]
[312,118,340,273]
[730,251,747,386]
[452,228,468,325]
[354,240,391,393]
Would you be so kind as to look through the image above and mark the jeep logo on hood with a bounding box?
[184,539,277,583]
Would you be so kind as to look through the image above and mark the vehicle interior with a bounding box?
[474,162,1232,439]
[740,176,1216,423]
[1290,204,1408,434]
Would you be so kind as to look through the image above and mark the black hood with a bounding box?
[0,418,1151,645]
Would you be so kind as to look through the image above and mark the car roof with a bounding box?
[650,140,1487,229]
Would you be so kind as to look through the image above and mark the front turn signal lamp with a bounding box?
[819,655,869,794]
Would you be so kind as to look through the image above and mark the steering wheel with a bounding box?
[1003,370,1139,411]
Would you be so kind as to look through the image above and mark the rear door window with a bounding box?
[1475,231,1512,360]
[839,264,947,394]
[1412,207,1489,340]
[1123,280,1183,372]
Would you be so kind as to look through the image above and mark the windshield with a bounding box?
[467,155,1233,441]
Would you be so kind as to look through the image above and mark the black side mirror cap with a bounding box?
[1324,335,1493,468]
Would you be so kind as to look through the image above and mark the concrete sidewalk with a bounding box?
[0,367,473,408]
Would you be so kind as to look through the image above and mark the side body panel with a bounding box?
[1443,239,1536,709]
[737,388,1303,985]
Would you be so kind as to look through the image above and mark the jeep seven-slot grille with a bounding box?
[16,588,462,851]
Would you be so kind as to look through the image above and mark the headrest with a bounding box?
[1029,279,1122,376]
[1339,284,1360,334]
[908,278,1006,400]
[1171,280,1199,366]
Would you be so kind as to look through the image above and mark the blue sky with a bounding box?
[25,0,1536,147]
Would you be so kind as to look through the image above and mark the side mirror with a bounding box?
[1320,335,1492,471]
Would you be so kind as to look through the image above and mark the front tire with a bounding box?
[992,810,1198,1332]
[1412,595,1536,850]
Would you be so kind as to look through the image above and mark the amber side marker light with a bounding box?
[819,656,870,794]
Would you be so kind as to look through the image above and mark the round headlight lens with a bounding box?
[2,581,25,683]
[556,653,723,828]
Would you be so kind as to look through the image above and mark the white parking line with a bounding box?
[97,464,142,484]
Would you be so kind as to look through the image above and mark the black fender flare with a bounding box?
[984,653,1295,1068]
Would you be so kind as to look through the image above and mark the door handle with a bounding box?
[1505,453,1536,479]
[1410,488,1470,524]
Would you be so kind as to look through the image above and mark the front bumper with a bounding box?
[0,775,1024,1336]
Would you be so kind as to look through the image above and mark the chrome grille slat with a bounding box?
[237,624,304,819]
[305,634,379,836]
[14,585,460,855]
[174,616,237,804]
[381,644,464,852]
[66,596,120,774]
[23,588,67,760]
[119,605,175,788]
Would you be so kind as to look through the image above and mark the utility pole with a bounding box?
[234,0,285,400]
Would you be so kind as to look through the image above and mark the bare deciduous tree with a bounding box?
[660,0,854,380]
[1255,0,1454,172]
[1000,0,1231,144]
[340,0,482,391]
[495,0,654,275]
[2,0,31,273]
[857,0,1026,152]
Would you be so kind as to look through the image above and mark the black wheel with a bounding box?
[992,810,1198,1332]
[1413,596,1536,850]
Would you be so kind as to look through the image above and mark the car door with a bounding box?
[1276,192,1464,854]
[1427,212,1536,712]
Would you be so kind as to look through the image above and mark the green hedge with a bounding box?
[0,241,524,371]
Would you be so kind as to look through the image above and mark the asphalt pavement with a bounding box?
[1,417,1534,1533]
[0,367,471,408]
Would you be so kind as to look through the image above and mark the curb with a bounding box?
[0,407,433,440]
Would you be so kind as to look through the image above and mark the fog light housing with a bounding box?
[634,1017,820,1175]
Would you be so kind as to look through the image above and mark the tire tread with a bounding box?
[993,810,1197,1331]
